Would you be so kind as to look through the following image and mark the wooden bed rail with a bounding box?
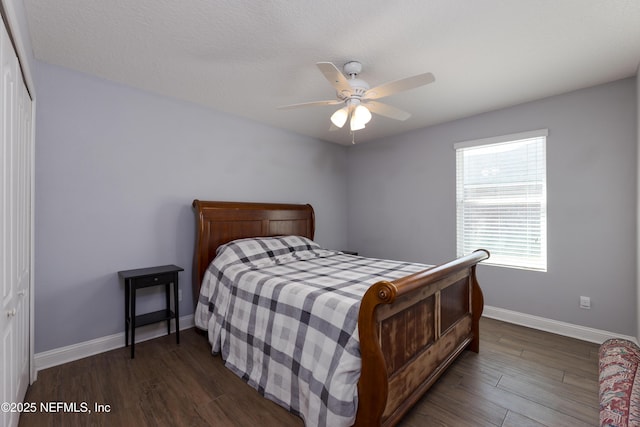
[356,249,489,426]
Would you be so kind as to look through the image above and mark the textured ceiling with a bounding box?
[23,0,640,145]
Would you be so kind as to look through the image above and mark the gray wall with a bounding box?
[347,78,637,336]
[34,61,349,353]
[30,59,640,352]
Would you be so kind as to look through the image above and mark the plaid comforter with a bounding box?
[194,236,430,427]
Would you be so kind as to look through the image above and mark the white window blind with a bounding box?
[455,130,547,271]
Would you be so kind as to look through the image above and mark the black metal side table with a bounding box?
[118,264,183,358]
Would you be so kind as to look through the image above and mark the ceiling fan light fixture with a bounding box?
[353,104,372,125]
[350,115,366,131]
[330,107,349,128]
[350,104,371,131]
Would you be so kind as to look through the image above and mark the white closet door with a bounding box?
[0,13,32,427]
[15,55,32,409]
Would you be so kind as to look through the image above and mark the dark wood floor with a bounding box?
[19,317,599,426]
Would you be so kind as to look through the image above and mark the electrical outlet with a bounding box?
[579,296,591,309]
[178,289,183,302]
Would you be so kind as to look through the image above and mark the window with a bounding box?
[455,130,547,271]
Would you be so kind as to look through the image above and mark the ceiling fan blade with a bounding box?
[277,99,343,110]
[365,101,412,121]
[364,72,435,100]
[317,62,351,93]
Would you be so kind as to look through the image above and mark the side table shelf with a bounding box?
[136,309,175,328]
[118,264,184,359]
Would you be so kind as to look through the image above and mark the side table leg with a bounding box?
[165,281,171,335]
[174,276,180,345]
[125,280,129,347]
[131,286,136,359]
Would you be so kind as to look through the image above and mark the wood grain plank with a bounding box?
[501,410,547,427]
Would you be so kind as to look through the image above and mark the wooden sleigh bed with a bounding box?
[192,200,489,426]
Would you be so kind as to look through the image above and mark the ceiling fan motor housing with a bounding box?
[339,78,369,100]
[338,61,369,100]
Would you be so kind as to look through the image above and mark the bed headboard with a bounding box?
[191,200,315,301]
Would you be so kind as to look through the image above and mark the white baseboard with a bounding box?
[33,308,636,381]
[33,314,195,378]
[483,305,638,345]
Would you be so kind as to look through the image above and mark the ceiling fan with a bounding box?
[278,61,435,132]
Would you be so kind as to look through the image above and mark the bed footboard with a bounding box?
[355,249,489,426]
